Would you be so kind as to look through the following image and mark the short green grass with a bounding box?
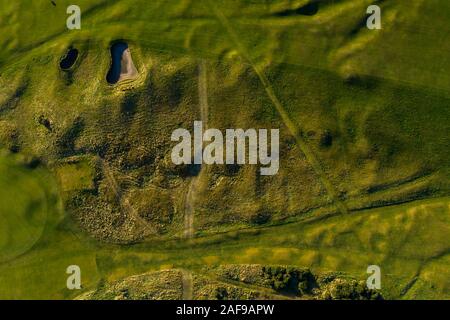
[56,156,96,192]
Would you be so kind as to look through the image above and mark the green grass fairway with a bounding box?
[0,153,50,263]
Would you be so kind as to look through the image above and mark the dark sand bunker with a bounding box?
[275,1,319,17]
[59,48,79,70]
[106,41,138,85]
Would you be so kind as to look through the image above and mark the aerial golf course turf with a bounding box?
[0,0,449,299]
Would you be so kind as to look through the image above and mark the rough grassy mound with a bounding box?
[200,264,381,300]
[76,264,381,300]
[76,269,183,300]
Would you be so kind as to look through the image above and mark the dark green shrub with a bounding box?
[215,287,228,300]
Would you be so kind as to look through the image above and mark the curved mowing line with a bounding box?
[206,0,348,215]
[0,164,50,264]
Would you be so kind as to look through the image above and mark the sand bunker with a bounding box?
[118,48,138,82]
[106,42,138,84]
[59,48,79,70]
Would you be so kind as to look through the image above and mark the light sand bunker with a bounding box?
[106,42,139,84]
[118,48,138,82]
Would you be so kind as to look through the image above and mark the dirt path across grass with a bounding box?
[181,269,194,300]
[100,157,156,235]
[184,59,209,239]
